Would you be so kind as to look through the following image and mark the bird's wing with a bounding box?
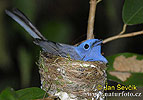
[34,39,80,59]
[5,8,46,40]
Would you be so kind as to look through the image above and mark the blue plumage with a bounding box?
[5,8,108,64]
[75,39,108,63]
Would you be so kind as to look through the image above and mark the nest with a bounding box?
[38,52,107,100]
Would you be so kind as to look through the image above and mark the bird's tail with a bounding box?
[5,8,46,40]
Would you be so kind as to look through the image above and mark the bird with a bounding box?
[5,8,108,63]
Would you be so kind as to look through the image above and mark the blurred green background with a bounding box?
[0,0,143,94]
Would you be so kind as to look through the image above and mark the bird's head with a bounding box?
[75,39,108,63]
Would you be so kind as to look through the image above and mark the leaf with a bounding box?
[0,88,18,100]
[0,87,48,100]
[107,53,143,86]
[122,0,143,25]
[109,71,131,82]
[113,55,143,72]
[16,87,48,100]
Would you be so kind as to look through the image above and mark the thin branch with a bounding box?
[97,0,102,4]
[87,0,97,40]
[119,24,127,35]
[103,31,143,44]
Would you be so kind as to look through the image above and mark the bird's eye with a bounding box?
[84,44,89,49]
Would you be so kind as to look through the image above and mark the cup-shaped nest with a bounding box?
[38,52,107,100]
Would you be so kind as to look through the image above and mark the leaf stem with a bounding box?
[119,24,127,35]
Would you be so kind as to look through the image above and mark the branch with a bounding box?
[97,0,102,3]
[119,24,127,35]
[103,31,143,44]
[86,0,97,40]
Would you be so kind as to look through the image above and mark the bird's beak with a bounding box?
[94,39,103,46]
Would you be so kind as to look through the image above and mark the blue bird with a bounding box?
[5,8,108,63]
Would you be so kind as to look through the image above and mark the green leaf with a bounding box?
[122,0,143,25]
[16,87,48,100]
[0,88,18,100]
[0,87,48,100]
[107,53,143,86]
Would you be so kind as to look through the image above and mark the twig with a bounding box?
[87,0,97,40]
[97,0,102,4]
[119,24,127,35]
[103,31,143,44]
